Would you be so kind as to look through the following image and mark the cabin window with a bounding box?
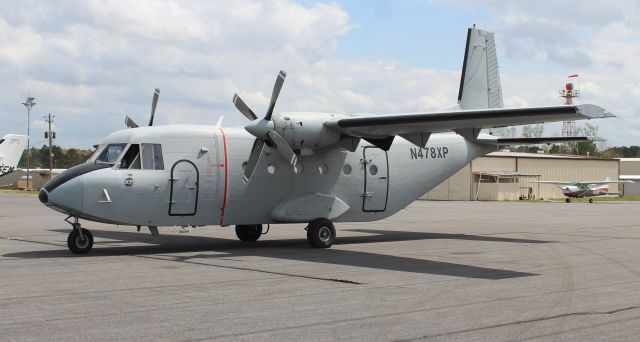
[342,163,352,175]
[95,143,127,165]
[317,163,328,175]
[120,144,141,169]
[267,162,277,175]
[141,144,164,170]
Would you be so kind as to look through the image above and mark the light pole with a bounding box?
[22,97,36,190]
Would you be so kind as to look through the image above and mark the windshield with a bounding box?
[95,143,127,165]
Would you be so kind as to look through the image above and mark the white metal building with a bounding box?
[423,152,620,201]
[619,158,640,196]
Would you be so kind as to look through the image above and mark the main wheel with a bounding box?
[589,198,594,203]
[306,219,336,248]
[235,225,262,242]
[67,228,94,254]
[565,198,571,203]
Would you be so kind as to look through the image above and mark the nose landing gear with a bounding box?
[65,216,94,254]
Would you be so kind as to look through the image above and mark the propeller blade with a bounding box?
[264,70,286,121]
[266,130,297,167]
[125,116,139,128]
[233,93,258,121]
[243,139,265,183]
[148,88,160,126]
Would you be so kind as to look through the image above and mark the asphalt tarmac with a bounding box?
[1,192,640,341]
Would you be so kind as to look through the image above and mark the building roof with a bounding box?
[474,171,541,177]
[486,151,617,161]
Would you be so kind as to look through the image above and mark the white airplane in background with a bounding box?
[0,134,28,187]
[531,178,633,203]
[38,26,614,254]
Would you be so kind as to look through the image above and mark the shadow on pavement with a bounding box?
[3,227,549,280]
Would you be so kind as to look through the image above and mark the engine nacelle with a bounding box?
[274,112,344,152]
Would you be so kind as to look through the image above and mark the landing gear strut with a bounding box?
[65,216,94,254]
[306,218,335,248]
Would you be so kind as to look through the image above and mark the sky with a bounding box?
[0,0,638,149]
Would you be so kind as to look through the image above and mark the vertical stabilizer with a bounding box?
[457,26,503,110]
[0,134,28,176]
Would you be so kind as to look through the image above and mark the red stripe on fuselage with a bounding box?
[219,128,228,225]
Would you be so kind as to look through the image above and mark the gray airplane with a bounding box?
[38,27,614,254]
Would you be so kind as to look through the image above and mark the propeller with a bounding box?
[124,88,160,128]
[125,116,139,128]
[148,88,160,126]
[233,70,297,183]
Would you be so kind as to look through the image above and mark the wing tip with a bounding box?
[578,104,616,118]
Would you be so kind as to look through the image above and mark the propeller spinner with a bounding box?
[233,70,297,183]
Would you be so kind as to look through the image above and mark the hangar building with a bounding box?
[422,152,620,201]
[619,158,640,196]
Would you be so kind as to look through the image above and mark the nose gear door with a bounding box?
[362,146,389,212]
[169,160,199,216]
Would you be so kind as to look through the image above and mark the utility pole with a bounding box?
[44,114,55,180]
[22,96,36,190]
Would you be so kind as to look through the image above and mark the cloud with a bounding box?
[0,0,636,149]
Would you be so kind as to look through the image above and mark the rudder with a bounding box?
[457,26,503,110]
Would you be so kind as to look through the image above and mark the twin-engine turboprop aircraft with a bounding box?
[39,26,614,254]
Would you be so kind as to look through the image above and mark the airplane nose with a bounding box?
[42,175,85,213]
[38,189,48,203]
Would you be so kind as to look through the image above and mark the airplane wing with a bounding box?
[580,180,635,185]
[326,104,612,139]
[531,180,634,185]
[530,180,574,185]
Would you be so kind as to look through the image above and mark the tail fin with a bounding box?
[0,134,28,176]
[457,26,503,110]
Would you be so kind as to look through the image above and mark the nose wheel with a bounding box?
[65,216,94,254]
[306,218,335,248]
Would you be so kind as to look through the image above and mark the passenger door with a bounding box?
[169,160,199,216]
[362,146,389,212]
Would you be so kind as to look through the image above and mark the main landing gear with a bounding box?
[235,219,337,248]
[65,216,94,254]
[306,218,336,248]
[235,224,263,242]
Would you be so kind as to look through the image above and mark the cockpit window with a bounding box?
[141,144,164,170]
[120,144,141,169]
[95,143,127,165]
[0,139,5,145]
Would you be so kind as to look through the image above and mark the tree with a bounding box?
[18,145,93,169]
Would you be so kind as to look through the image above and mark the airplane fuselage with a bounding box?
[41,124,493,227]
[561,185,609,198]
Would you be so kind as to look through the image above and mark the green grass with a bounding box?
[0,189,39,196]
[567,196,640,202]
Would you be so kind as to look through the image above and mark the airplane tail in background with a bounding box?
[457,26,503,110]
[0,134,28,176]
